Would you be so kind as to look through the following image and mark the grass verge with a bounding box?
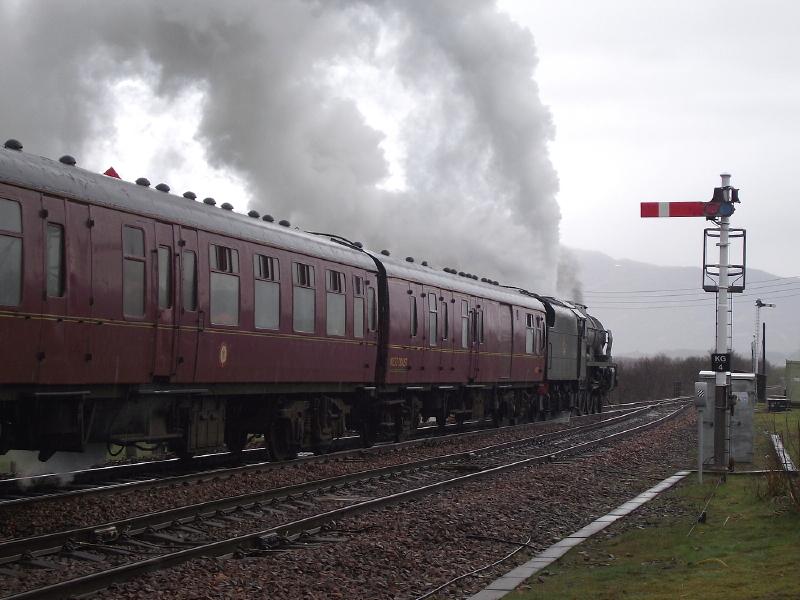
[508,408,800,600]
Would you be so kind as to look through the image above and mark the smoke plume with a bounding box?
[0,0,571,292]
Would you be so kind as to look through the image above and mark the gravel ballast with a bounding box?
[93,409,696,599]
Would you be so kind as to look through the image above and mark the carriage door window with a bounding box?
[353,276,364,339]
[157,246,172,309]
[428,292,437,347]
[209,244,239,326]
[254,254,279,330]
[0,198,22,306]
[409,295,418,337]
[292,262,315,333]
[366,285,377,332]
[460,300,469,349]
[525,313,535,354]
[326,270,346,336]
[441,300,449,341]
[122,226,146,317]
[537,316,546,354]
[477,308,484,344]
[182,250,197,311]
[46,224,65,298]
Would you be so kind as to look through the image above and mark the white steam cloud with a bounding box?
[0,0,577,294]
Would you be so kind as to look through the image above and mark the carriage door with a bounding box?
[423,287,442,377]
[174,227,199,381]
[152,222,177,378]
[468,301,481,381]
[37,195,67,382]
[498,304,513,380]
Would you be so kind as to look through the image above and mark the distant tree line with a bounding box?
[608,352,784,404]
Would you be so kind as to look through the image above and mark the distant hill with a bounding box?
[569,248,800,363]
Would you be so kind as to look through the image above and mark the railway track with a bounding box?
[0,399,688,599]
[0,399,682,509]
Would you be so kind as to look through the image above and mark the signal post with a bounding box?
[641,175,742,469]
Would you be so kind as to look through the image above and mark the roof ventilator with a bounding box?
[262,214,274,222]
[135,178,151,187]
[203,197,216,206]
[183,191,197,200]
[221,203,234,211]
[3,139,22,151]
[248,210,260,218]
[59,155,76,166]
[155,183,170,193]
[279,219,291,227]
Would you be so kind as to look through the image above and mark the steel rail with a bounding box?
[0,400,678,508]
[0,402,666,564]
[1,402,688,600]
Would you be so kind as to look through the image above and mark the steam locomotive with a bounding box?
[0,140,616,461]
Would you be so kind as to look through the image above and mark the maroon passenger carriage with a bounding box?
[0,140,612,461]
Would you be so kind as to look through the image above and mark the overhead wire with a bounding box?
[584,275,799,297]
[587,290,800,310]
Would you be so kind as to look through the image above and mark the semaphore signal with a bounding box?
[641,175,744,472]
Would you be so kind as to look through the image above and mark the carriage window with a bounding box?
[441,301,449,340]
[537,316,546,354]
[255,254,280,330]
[182,250,197,311]
[210,243,239,325]
[367,286,376,332]
[293,262,315,333]
[46,224,65,298]
[367,286,377,332]
[0,234,22,306]
[210,244,238,273]
[122,226,145,317]
[353,297,364,338]
[461,300,469,349]
[326,270,345,336]
[157,246,172,309]
[428,293,437,347]
[327,270,345,293]
[293,262,314,287]
[255,281,280,330]
[525,313,535,354]
[123,226,144,257]
[409,296,418,337]
[254,254,278,281]
[0,197,23,306]
[0,198,22,233]
[353,276,364,339]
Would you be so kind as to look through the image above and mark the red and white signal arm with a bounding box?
[640,202,706,218]
[640,201,734,218]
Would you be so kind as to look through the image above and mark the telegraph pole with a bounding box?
[752,299,775,373]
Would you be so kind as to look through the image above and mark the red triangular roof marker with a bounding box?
[104,166,120,179]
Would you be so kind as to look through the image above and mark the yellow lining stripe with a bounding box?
[0,310,377,347]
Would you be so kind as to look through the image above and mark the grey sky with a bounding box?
[501,0,800,277]
[1,0,796,287]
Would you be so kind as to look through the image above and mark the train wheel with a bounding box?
[268,419,299,461]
